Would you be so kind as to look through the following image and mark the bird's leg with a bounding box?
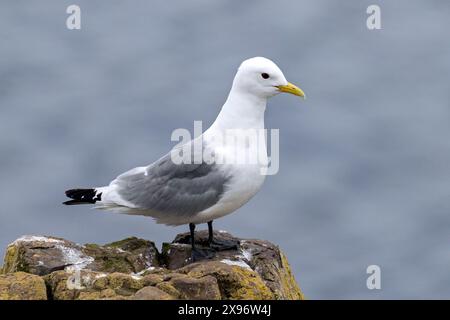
[189,223,214,261]
[189,223,196,251]
[208,220,214,244]
[207,220,240,251]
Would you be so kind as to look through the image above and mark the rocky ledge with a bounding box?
[0,231,303,300]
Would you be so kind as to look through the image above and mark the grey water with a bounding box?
[1,1,450,299]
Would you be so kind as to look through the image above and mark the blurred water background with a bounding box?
[1,0,450,298]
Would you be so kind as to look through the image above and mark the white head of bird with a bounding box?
[230,57,305,100]
[210,57,305,130]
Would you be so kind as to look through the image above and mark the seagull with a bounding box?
[64,57,305,260]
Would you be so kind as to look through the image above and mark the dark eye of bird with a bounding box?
[261,73,270,79]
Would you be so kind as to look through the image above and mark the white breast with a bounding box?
[192,129,268,224]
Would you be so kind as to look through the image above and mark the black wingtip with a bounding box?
[63,199,90,205]
[64,188,101,205]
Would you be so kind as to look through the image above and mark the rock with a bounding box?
[44,270,145,300]
[168,275,221,300]
[166,230,304,299]
[2,235,159,276]
[83,238,159,273]
[1,236,90,276]
[180,261,274,299]
[0,272,47,300]
[1,232,304,300]
[134,286,174,300]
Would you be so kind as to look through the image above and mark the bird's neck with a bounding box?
[209,88,267,132]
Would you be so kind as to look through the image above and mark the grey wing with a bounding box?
[113,148,230,223]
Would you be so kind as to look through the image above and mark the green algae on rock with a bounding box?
[0,272,47,300]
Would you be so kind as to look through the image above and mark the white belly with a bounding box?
[191,163,267,224]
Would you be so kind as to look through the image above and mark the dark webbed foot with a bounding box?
[209,238,240,251]
[207,220,240,251]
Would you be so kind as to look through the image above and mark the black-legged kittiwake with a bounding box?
[64,57,305,260]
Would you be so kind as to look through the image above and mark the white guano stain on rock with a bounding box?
[130,266,156,279]
[240,248,253,261]
[12,235,95,272]
[59,246,94,272]
[12,235,62,245]
[220,259,251,270]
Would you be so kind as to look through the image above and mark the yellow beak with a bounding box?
[277,82,306,99]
